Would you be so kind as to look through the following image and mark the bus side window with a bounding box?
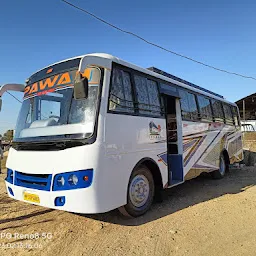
[223,104,233,125]
[134,75,161,116]
[109,68,134,113]
[232,106,239,126]
[197,95,213,121]
[211,99,224,122]
[179,89,199,121]
[147,79,161,116]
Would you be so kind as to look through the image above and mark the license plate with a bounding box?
[23,192,40,204]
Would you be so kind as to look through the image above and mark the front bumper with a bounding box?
[5,181,101,214]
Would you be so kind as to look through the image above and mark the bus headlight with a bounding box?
[57,176,65,187]
[53,169,93,191]
[68,174,78,186]
[5,169,14,184]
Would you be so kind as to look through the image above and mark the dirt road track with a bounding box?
[1,163,256,256]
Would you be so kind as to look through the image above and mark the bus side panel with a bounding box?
[183,121,242,180]
[100,113,168,210]
[182,121,220,180]
[225,127,244,164]
[201,124,236,169]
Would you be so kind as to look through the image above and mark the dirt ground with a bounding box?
[1,154,256,256]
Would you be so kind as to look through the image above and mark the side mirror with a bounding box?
[74,75,88,100]
[0,83,24,112]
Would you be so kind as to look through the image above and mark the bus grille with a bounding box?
[14,171,52,191]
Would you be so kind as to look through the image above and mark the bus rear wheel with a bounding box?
[211,153,227,179]
[118,165,155,217]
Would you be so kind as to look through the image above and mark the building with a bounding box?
[236,93,256,121]
[236,93,256,131]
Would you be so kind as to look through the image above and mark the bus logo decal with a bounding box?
[149,121,161,139]
[24,72,73,99]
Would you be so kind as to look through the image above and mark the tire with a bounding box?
[211,153,227,179]
[118,165,155,217]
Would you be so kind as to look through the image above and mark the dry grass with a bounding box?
[243,132,256,152]
[1,155,7,171]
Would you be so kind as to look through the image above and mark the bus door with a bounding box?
[163,94,184,186]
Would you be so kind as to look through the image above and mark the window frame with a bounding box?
[133,74,162,117]
[223,103,234,126]
[210,99,225,123]
[108,63,165,118]
[108,67,135,114]
[178,88,200,122]
[232,105,241,127]
[196,94,214,122]
[107,63,238,126]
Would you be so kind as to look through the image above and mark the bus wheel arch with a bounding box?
[141,159,164,201]
[118,158,163,217]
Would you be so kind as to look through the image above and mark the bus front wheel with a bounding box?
[118,165,155,217]
[211,153,227,179]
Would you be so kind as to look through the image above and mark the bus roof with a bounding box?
[30,53,236,106]
[147,66,224,99]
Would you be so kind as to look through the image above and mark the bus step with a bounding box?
[170,179,184,187]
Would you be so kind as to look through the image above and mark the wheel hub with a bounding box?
[129,174,150,208]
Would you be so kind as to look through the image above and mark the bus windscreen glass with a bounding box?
[14,60,101,142]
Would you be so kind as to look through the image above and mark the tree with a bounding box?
[2,130,14,142]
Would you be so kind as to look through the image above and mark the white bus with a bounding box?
[2,53,243,217]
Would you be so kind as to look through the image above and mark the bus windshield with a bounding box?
[14,63,101,142]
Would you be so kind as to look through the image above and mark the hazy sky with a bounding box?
[1,0,256,135]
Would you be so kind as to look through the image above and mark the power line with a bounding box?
[61,0,256,81]
[6,91,22,103]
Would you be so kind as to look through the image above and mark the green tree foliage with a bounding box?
[2,129,14,142]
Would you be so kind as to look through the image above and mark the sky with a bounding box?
[1,0,256,135]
